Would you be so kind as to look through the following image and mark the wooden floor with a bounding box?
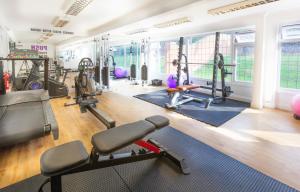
[1,79,300,190]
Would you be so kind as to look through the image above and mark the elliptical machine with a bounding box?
[22,59,69,98]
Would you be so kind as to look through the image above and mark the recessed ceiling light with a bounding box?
[65,0,94,16]
[208,0,280,15]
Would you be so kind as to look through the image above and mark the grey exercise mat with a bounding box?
[134,90,250,127]
[1,127,297,192]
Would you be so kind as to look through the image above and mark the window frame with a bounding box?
[112,29,255,85]
[187,30,255,83]
[233,41,255,83]
[278,24,300,91]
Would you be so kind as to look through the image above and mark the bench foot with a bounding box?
[148,139,190,175]
[51,176,62,192]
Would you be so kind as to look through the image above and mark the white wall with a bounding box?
[56,39,96,69]
[0,26,10,58]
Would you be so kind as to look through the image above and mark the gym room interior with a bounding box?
[0,0,300,191]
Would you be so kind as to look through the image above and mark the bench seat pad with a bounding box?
[40,141,89,176]
[145,115,169,128]
[92,120,155,154]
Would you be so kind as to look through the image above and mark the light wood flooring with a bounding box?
[0,79,300,190]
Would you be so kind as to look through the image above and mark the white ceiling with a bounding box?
[0,0,202,44]
[0,0,299,45]
[105,0,300,44]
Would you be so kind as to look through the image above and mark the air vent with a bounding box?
[208,0,280,15]
[52,17,69,27]
[154,17,191,29]
[65,0,94,16]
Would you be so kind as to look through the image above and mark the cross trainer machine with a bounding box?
[21,59,69,98]
[64,57,115,129]
[165,37,212,109]
[39,115,190,192]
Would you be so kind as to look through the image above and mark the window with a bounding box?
[152,40,180,74]
[163,40,180,74]
[280,42,300,89]
[280,25,300,89]
[112,46,125,68]
[281,24,300,40]
[149,42,168,74]
[188,33,233,81]
[235,46,254,82]
[125,43,140,69]
[234,32,255,82]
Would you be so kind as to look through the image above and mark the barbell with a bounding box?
[170,60,236,67]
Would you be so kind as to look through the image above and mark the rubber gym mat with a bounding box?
[0,167,130,192]
[1,127,297,192]
[134,90,250,127]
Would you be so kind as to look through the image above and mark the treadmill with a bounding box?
[0,58,58,147]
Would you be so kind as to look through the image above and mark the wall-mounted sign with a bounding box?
[8,49,39,59]
[31,45,48,57]
[31,45,48,51]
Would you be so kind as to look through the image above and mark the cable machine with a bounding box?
[140,38,150,86]
[94,34,110,89]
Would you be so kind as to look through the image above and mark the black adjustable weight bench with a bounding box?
[39,115,190,192]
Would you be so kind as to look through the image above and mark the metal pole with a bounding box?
[177,37,184,86]
[12,60,15,87]
[44,58,49,90]
[212,32,220,99]
[0,61,5,95]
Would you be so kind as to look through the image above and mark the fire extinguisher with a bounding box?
[3,72,10,90]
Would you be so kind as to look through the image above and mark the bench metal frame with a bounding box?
[165,91,212,109]
[42,139,190,192]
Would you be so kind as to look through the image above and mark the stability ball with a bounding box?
[292,94,300,120]
[167,74,177,88]
[114,68,127,78]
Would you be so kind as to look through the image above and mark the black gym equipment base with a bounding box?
[1,127,297,192]
[134,90,250,127]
